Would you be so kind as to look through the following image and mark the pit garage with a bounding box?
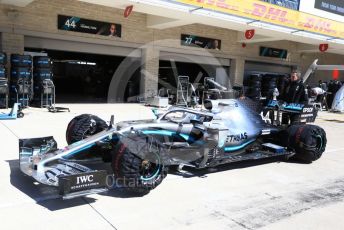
[24,37,141,103]
[158,52,230,104]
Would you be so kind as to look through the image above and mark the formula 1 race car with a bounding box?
[19,98,326,199]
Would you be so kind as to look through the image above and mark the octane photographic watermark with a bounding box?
[105,174,157,189]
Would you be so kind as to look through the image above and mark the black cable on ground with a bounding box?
[0,121,19,139]
[81,197,118,230]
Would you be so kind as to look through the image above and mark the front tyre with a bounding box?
[66,114,108,145]
[111,134,167,195]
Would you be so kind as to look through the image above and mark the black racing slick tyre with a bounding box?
[11,67,32,81]
[66,114,108,145]
[0,67,6,78]
[0,52,7,65]
[249,74,262,82]
[111,134,168,195]
[33,56,52,68]
[33,68,53,81]
[10,54,32,67]
[249,80,261,88]
[285,124,327,163]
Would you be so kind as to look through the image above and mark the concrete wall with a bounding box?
[0,0,342,97]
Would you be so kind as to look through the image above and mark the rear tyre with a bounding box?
[111,134,168,195]
[285,124,327,163]
[66,114,108,144]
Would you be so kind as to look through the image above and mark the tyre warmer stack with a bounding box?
[32,56,55,108]
[245,74,262,101]
[9,54,33,108]
[0,52,8,108]
[245,73,289,102]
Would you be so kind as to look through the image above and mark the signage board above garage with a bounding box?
[260,0,300,10]
[58,15,122,38]
[259,47,288,59]
[314,0,344,16]
[181,34,221,50]
[175,0,344,39]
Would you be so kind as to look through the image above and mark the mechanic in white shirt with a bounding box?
[311,87,326,96]
[311,87,327,110]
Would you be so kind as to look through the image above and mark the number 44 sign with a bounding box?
[245,29,255,40]
[64,18,77,29]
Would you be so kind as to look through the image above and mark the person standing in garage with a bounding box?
[283,70,308,104]
[282,70,308,124]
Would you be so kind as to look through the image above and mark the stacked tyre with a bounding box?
[10,54,32,107]
[245,74,262,101]
[32,56,54,107]
[0,52,8,108]
[277,74,289,99]
[261,74,278,99]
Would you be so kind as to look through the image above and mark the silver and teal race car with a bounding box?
[19,98,326,199]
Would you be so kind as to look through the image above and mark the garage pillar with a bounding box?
[141,45,159,98]
[0,32,24,69]
[230,57,245,86]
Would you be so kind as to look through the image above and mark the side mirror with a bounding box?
[108,115,114,129]
[151,108,159,118]
[190,119,203,125]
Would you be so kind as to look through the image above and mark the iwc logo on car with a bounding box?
[76,175,94,184]
[70,174,99,190]
[226,132,248,143]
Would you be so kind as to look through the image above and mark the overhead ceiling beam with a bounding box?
[147,15,193,29]
[0,0,34,7]
[237,32,283,44]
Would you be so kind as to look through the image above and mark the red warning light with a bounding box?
[333,69,339,80]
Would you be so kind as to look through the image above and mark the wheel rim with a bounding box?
[139,150,162,181]
[315,135,323,151]
[81,119,97,139]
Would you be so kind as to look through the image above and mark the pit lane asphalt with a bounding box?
[0,104,343,230]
